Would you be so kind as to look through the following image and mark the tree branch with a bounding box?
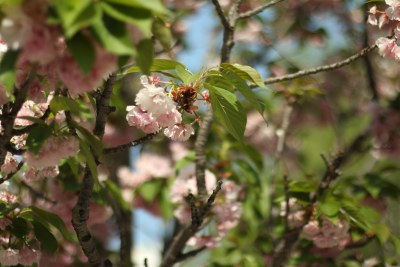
[0,65,37,166]
[159,181,223,267]
[237,0,285,20]
[103,132,158,154]
[0,162,23,185]
[252,44,377,87]
[71,73,117,267]
[270,131,370,267]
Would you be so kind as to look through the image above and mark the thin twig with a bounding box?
[159,181,223,267]
[237,0,285,20]
[103,132,158,154]
[270,131,370,267]
[251,44,377,87]
[176,246,207,262]
[21,180,56,204]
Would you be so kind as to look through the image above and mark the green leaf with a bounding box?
[66,32,95,74]
[374,224,390,244]
[124,58,185,74]
[26,124,54,154]
[91,17,136,55]
[319,197,341,217]
[136,38,154,75]
[100,2,153,37]
[222,69,264,114]
[10,217,28,238]
[102,180,131,211]
[30,206,70,240]
[79,140,98,179]
[0,49,19,92]
[54,0,101,38]
[208,85,247,141]
[159,189,173,220]
[221,63,266,88]
[70,120,103,158]
[104,0,169,14]
[138,180,162,203]
[50,96,88,115]
[152,17,173,51]
[175,65,192,84]
[32,221,58,254]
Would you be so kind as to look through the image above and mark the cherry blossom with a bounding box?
[136,84,176,116]
[24,136,80,168]
[126,106,160,134]
[18,246,41,266]
[303,217,350,249]
[1,152,19,175]
[0,248,19,266]
[164,123,194,141]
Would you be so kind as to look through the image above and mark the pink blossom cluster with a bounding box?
[303,217,350,249]
[0,247,41,266]
[126,76,194,141]
[24,136,79,168]
[279,198,306,228]
[368,1,400,61]
[0,2,117,98]
[170,164,242,248]
[0,153,18,175]
[371,104,400,158]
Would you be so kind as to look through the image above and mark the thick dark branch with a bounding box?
[253,44,377,87]
[103,132,158,154]
[237,0,285,20]
[159,181,223,267]
[176,246,206,262]
[194,111,213,201]
[0,66,37,166]
[72,73,117,267]
[211,0,231,29]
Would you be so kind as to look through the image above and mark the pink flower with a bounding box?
[135,153,173,178]
[126,106,160,134]
[0,248,19,266]
[155,108,182,127]
[0,191,17,203]
[164,123,194,141]
[135,84,176,116]
[117,166,150,188]
[1,153,19,175]
[170,163,217,204]
[57,45,117,96]
[385,0,400,20]
[24,136,80,168]
[303,220,320,239]
[0,218,11,230]
[376,37,400,61]
[21,24,60,65]
[18,246,41,266]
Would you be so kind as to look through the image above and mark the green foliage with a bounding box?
[0,49,19,92]
[221,63,266,89]
[136,38,154,75]
[66,32,96,74]
[208,85,247,142]
[102,180,131,211]
[25,123,54,154]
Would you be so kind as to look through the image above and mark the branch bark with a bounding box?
[237,0,285,20]
[0,65,37,166]
[71,73,117,267]
[251,44,377,87]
